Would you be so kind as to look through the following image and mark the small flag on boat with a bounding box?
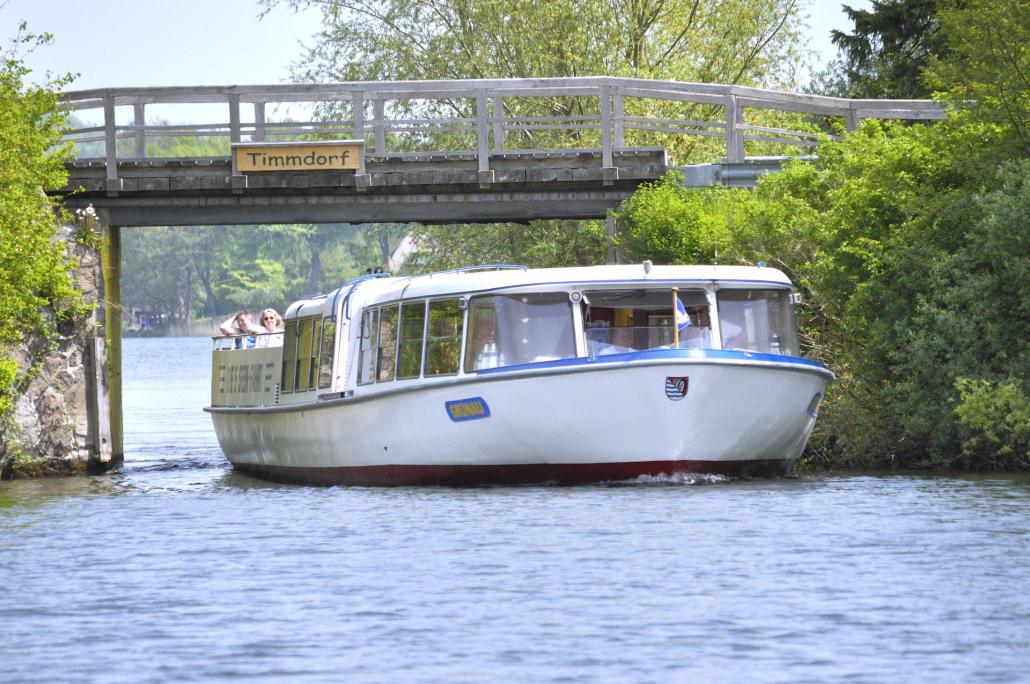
[675,297,692,332]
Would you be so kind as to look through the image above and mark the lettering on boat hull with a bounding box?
[445,397,491,422]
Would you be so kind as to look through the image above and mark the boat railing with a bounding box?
[212,332,284,350]
[585,324,713,356]
[415,263,529,280]
[447,264,529,274]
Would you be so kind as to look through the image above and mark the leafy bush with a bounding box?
[0,26,82,457]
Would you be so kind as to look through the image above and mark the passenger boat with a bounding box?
[205,263,833,486]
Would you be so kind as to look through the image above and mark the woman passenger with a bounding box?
[257,308,284,347]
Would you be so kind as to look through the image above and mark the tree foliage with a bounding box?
[0,25,81,419]
[267,0,806,86]
[261,0,811,268]
[120,223,409,329]
[409,220,608,272]
[825,0,944,98]
[619,2,1030,470]
[924,0,1030,158]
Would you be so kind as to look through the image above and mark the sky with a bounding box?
[1,0,870,123]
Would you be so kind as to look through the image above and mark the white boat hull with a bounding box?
[209,355,830,485]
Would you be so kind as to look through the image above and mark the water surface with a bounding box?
[2,337,1029,682]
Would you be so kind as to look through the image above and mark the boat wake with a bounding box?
[127,454,227,473]
[610,472,732,486]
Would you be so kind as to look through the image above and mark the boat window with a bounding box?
[281,319,298,392]
[317,317,336,390]
[308,317,322,390]
[377,305,399,383]
[465,293,575,371]
[357,308,379,385]
[582,288,711,356]
[397,301,426,379]
[425,299,463,376]
[295,318,314,392]
[717,289,799,356]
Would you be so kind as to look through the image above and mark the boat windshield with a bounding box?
[716,288,798,356]
[465,293,575,371]
[582,288,712,356]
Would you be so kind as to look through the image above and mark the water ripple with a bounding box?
[2,338,1030,682]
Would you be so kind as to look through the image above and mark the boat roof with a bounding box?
[287,264,793,318]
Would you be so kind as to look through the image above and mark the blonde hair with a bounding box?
[260,308,283,330]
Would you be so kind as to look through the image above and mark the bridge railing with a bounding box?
[58,77,947,184]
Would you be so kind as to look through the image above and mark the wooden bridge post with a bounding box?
[229,94,241,144]
[103,94,121,193]
[373,98,386,154]
[133,103,146,158]
[600,85,617,185]
[600,84,613,169]
[613,88,624,149]
[352,92,365,142]
[254,102,266,142]
[846,108,860,133]
[99,215,124,463]
[725,93,745,163]
[492,95,505,153]
[476,90,492,185]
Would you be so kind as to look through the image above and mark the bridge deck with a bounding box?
[59,149,668,225]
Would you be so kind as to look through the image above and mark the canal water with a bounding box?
[2,336,1029,683]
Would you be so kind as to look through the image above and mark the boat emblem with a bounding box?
[665,376,689,401]
[445,396,492,422]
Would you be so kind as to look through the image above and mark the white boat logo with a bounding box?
[665,377,689,401]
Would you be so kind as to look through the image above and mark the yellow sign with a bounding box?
[234,140,363,173]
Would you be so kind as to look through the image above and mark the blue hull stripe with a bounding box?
[475,348,830,375]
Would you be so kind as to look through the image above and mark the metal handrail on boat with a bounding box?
[419,264,529,279]
[211,331,282,350]
[451,264,528,273]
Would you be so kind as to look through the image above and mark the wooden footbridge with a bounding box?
[51,77,945,464]
[55,77,945,224]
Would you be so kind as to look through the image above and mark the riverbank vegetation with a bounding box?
[7,1,1024,472]
[259,0,1026,471]
[0,25,84,460]
[618,1,1029,470]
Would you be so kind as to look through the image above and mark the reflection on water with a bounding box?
[1,337,1029,683]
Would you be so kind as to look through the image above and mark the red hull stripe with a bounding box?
[231,459,790,486]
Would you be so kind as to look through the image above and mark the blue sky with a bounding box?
[1,0,867,123]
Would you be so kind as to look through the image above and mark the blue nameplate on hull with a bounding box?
[446,397,491,422]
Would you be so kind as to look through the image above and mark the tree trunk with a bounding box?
[309,249,321,297]
[378,231,390,269]
[183,264,193,324]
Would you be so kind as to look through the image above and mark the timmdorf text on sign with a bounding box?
[233,140,364,173]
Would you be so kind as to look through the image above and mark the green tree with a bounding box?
[925,0,1030,158]
[824,0,944,99]
[409,219,608,271]
[268,0,807,160]
[616,174,738,264]
[0,25,81,428]
[268,0,805,86]
[264,0,812,270]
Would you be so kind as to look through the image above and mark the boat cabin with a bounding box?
[211,264,801,408]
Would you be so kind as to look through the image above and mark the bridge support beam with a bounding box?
[99,218,124,463]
